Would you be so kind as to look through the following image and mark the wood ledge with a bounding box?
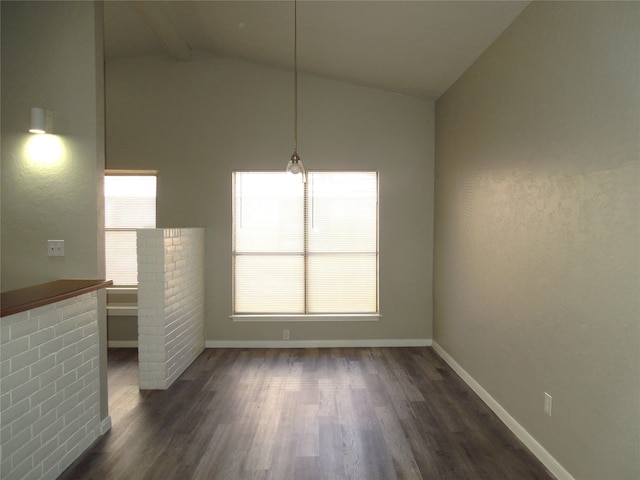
[1,279,113,317]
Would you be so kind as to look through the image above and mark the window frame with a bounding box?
[104,169,158,287]
[231,170,380,321]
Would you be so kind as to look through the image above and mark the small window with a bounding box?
[233,171,378,315]
[105,172,157,285]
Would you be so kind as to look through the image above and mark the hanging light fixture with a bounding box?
[285,0,306,182]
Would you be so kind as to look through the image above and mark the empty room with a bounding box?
[1,1,638,480]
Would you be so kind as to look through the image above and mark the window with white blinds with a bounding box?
[105,174,156,285]
[233,171,378,315]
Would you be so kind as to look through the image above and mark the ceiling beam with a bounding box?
[133,2,192,61]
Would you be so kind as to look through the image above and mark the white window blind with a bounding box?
[233,171,378,315]
[105,175,156,285]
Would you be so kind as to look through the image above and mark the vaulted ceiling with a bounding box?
[104,1,529,100]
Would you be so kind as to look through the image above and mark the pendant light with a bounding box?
[285,0,306,182]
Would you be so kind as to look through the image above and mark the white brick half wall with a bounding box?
[137,228,205,390]
[0,292,102,480]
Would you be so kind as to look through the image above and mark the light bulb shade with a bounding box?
[286,153,306,182]
[29,107,53,134]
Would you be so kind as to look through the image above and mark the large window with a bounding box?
[233,171,378,315]
[105,173,157,285]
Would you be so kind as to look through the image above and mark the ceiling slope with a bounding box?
[104,1,530,100]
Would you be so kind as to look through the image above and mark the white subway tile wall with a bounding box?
[0,292,101,480]
[137,228,205,389]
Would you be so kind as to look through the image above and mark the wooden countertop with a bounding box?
[1,279,113,317]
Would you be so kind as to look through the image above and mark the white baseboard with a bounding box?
[205,338,432,349]
[107,341,138,348]
[100,416,112,434]
[109,340,432,349]
[432,341,574,480]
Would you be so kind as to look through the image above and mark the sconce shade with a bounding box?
[30,107,52,134]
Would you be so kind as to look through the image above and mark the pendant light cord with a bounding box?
[293,0,298,155]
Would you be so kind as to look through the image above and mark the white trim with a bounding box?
[105,169,158,176]
[205,338,431,349]
[108,341,138,348]
[231,314,380,322]
[106,305,138,316]
[432,341,574,480]
[100,416,112,434]
[106,286,138,294]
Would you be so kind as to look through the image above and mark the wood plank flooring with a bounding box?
[60,347,554,480]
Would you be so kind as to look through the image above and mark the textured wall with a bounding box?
[137,228,205,389]
[106,54,434,344]
[0,1,104,292]
[0,292,102,480]
[434,3,639,479]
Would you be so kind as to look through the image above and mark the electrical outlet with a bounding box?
[48,240,65,257]
[544,392,553,416]
[283,329,290,340]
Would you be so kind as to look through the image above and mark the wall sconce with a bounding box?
[29,107,53,134]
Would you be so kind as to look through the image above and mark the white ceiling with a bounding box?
[104,1,530,100]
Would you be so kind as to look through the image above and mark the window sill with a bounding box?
[107,304,138,317]
[230,314,381,322]
[107,286,138,316]
[106,286,138,294]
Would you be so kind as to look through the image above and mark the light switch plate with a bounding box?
[48,240,65,257]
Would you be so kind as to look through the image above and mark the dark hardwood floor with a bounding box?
[60,347,554,480]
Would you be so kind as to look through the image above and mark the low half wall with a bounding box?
[1,280,111,480]
[137,228,205,389]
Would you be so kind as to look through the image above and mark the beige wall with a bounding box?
[1,0,108,420]
[106,53,434,343]
[1,1,105,291]
[434,2,639,479]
